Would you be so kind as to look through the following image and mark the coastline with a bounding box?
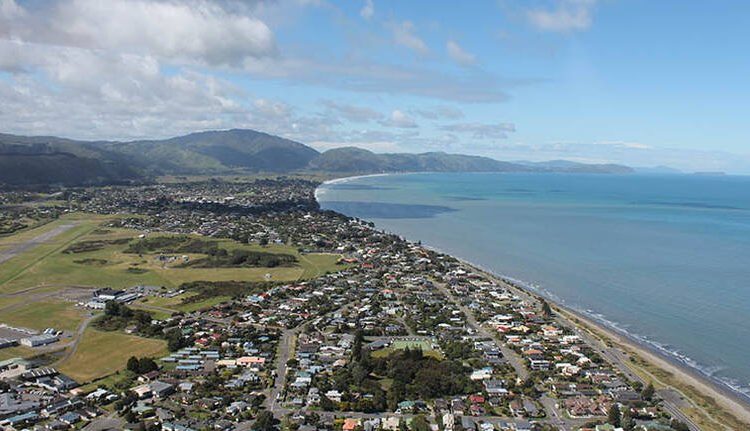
[315,174,750,429]
[462,260,750,427]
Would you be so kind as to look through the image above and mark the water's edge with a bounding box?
[315,173,750,409]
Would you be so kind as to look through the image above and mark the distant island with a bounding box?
[0,129,635,186]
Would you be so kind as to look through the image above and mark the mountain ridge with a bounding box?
[0,129,635,186]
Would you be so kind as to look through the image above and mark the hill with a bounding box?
[0,136,140,186]
[0,129,635,185]
[516,160,635,174]
[307,147,536,173]
[106,129,320,174]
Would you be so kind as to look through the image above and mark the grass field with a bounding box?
[58,328,167,382]
[1,300,87,332]
[0,216,105,292]
[0,345,35,361]
[135,292,230,313]
[0,218,344,294]
[371,339,444,359]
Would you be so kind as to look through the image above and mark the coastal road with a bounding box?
[552,308,702,431]
[462,268,704,431]
[0,222,78,265]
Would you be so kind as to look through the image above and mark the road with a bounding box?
[81,413,124,431]
[266,326,304,413]
[550,310,701,431]
[0,222,78,265]
[434,282,529,380]
[53,313,97,366]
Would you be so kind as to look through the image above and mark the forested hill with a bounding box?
[0,129,634,186]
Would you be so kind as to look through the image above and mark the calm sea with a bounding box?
[316,172,750,398]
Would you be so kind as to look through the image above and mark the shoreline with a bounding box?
[315,174,750,427]
[460,259,750,425]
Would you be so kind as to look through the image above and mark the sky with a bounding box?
[0,0,749,173]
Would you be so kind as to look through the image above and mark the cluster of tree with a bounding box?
[63,237,131,254]
[181,248,297,268]
[126,356,158,374]
[403,301,458,332]
[377,348,480,407]
[323,342,480,413]
[95,301,161,337]
[178,280,274,303]
[442,340,479,361]
[165,327,192,351]
[124,235,218,255]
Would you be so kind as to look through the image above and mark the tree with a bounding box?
[540,299,552,318]
[607,404,621,427]
[127,356,140,373]
[138,357,158,374]
[352,329,363,362]
[411,415,430,431]
[165,328,189,351]
[670,420,690,431]
[642,381,655,401]
[254,411,276,431]
[621,409,635,431]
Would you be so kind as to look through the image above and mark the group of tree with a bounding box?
[326,345,479,413]
[182,248,297,269]
[126,356,159,374]
[165,327,192,351]
[95,301,161,337]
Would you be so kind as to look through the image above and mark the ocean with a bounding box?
[316,172,750,399]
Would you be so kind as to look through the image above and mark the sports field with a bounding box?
[57,328,167,382]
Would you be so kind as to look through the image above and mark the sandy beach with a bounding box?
[468,262,750,430]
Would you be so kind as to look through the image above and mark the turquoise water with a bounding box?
[317,172,750,398]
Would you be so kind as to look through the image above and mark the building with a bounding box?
[20,333,58,347]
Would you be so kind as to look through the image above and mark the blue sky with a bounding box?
[1,0,749,172]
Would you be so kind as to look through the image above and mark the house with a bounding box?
[150,380,174,398]
[59,411,81,425]
[226,401,249,415]
[436,413,452,431]
[236,356,266,367]
[470,367,493,381]
[343,418,361,431]
[483,379,508,396]
[162,422,197,431]
[325,390,342,402]
[381,417,400,431]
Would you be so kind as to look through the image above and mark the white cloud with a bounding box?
[322,100,383,122]
[381,110,418,128]
[1,0,276,66]
[446,40,476,66]
[527,0,597,33]
[441,122,516,139]
[594,141,652,150]
[391,21,429,55]
[0,0,23,19]
[414,106,464,120]
[360,0,374,20]
[0,42,246,139]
